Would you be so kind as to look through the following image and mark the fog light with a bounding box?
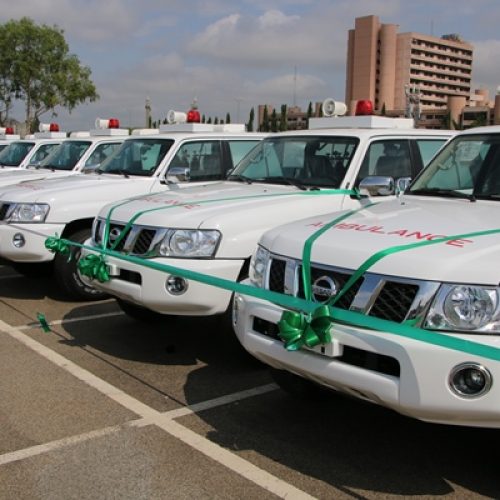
[12,233,26,248]
[449,362,492,398]
[166,275,188,295]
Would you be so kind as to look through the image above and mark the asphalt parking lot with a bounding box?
[0,263,499,499]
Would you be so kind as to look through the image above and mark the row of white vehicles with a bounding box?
[2,101,500,428]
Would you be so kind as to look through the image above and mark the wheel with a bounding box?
[116,298,171,323]
[12,262,53,278]
[270,368,327,400]
[53,228,109,301]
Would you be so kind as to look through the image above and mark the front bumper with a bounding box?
[80,243,244,316]
[233,284,500,428]
[0,223,66,263]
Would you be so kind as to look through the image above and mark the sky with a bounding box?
[2,0,500,132]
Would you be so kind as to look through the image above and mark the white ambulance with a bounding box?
[233,124,500,428]
[78,101,454,322]
[0,123,66,173]
[0,119,129,188]
[0,113,266,299]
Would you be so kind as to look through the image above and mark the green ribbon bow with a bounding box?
[278,305,332,351]
[45,236,71,257]
[77,254,110,283]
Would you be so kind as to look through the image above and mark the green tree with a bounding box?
[247,107,254,131]
[279,104,287,131]
[0,17,98,132]
[260,106,269,132]
[225,112,231,124]
[270,109,278,132]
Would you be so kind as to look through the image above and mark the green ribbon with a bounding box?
[36,313,51,333]
[277,205,500,350]
[278,305,332,350]
[45,236,71,257]
[77,253,110,283]
[278,204,378,349]
[42,236,500,363]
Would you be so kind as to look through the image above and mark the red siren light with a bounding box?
[186,108,201,123]
[49,123,59,132]
[5,127,14,134]
[355,100,374,116]
[108,118,120,129]
[186,98,201,123]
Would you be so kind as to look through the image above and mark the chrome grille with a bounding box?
[266,254,440,324]
[92,218,163,257]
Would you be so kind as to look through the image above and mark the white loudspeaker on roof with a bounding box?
[167,110,187,124]
[322,98,347,117]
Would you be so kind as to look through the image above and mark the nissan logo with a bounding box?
[108,227,122,242]
[311,275,337,302]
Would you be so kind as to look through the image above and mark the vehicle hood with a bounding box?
[0,173,160,203]
[97,181,353,258]
[0,168,75,188]
[260,196,500,285]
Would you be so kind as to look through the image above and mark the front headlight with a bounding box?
[249,245,270,288]
[159,229,220,258]
[7,203,50,223]
[425,284,500,332]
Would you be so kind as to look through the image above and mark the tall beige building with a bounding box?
[345,15,474,114]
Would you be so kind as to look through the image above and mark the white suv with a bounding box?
[78,113,453,321]
[0,123,265,299]
[233,124,500,428]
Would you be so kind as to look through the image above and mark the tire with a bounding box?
[53,228,109,301]
[116,298,171,323]
[12,262,53,278]
[270,368,327,400]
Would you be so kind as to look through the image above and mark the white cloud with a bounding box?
[470,40,500,99]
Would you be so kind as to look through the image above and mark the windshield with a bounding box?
[0,141,35,166]
[40,140,91,170]
[409,134,500,199]
[27,143,60,166]
[98,138,174,177]
[228,135,359,188]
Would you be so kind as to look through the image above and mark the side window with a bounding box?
[172,141,223,181]
[415,139,448,166]
[356,140,412,184]
[226,140,261,169]
[85,143,122,167]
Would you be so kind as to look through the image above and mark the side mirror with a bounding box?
[358,175,395,196]
[166,166,190,183]
[396,176,412,195]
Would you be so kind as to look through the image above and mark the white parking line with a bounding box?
[0,420,143,466]
[0,319,313,499]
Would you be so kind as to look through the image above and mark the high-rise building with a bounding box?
[345,15,474,114]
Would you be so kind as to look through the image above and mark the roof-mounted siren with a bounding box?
[92,117,128,136]
[321,98,347,117]
[355,100,374,116]
[35,122,66,139]
[0,126,19,140]
[95,118,120,129]
[166,110,188,124]
[39,122,60,132]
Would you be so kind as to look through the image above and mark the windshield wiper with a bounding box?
[258,176,309,190]
[228,174,253,184]
[409,187,476,202]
